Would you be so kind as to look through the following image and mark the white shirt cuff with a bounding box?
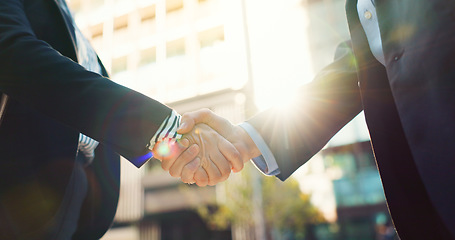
[239,122,280,176]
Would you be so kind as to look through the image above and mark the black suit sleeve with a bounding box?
[0,0,171,166]
[246,41,363,180]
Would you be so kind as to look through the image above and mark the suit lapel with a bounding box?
[50,0,111,78]
[51,0,78,62]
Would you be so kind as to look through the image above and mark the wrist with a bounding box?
[149,110,182,150]
[233,125,261,160]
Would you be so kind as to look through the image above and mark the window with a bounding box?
[166,0,184,29]
[68,0,82,12]
[323,142,376,174]
[140,5,156,22]
[90,23,104,39]
[89,0,104,9]
[322,142,385,207]
[166,38,185,58]
[114,14,129,32]
[140,6,157,35]
[140,47,157,66]
[198,26,224,48]
[166,0,184,13]
[111,56,128,75]
[198,26,227,84]
[113,14,129,45]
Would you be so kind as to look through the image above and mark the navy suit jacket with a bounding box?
[247,0,455,239]
[0,0,172,238]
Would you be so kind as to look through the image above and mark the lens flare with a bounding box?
[156,141,172,157]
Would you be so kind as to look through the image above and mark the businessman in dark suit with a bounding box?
[0,0,242,239]
[172,0,455,239]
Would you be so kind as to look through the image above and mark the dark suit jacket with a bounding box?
[247,0,455,239]
[0,0,172,238]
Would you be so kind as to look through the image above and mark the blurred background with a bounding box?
[68,0,396,239]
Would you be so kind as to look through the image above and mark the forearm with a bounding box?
[246,41,362,180]
[0,0,172,163]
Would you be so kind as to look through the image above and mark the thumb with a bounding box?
[177,108,212,134]
[177,114,195,134]
[178,109,233,136]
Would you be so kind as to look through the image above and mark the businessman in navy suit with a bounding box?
[172,0,455,239]
[0,0,242,239]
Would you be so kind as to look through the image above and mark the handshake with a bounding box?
[152,109,261,186]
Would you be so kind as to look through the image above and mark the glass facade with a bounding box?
[317,142,396,240]
[323,143,385,207]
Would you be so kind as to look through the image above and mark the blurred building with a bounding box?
[69,0,395,239]
[70,0,253,239]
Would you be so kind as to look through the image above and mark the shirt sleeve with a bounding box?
[239,122,281,176]
[149,109,183,150]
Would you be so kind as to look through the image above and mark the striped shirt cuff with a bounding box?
[149,110,183,150]
[78,133,99,164]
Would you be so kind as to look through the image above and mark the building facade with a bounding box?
[69,0,395,239]
[70,0,253,239]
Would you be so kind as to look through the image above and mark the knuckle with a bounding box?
[186,162,199,174]
[161,163,170,171]
[179,147,197,163]
[194,175,202,182]
[239,163,245,171]
[194,177,208,187]
[194,169,205,179]
[232,151,241,163]
[196,182,207,187]
[180,172,190,182]
[221,173,230,182]
[212,171,222,182]
[182,176,193,183]
[196,180,207,187]
[212,178,221,186]
[221,167,231,177]
[201,108,212,117]
[200,157,209,169]
[235,164,244,172]
[210,176,222,185]
[169,168,179,177]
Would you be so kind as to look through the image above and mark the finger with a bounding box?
[209,151,231,183]
[154,138,188,160]
[218,137,243,173]
[177,114,195,134]
[194,167,209,187]
[181,157,200,183]
[168,145,200,178]
[197,110,232,136]
[177,109,213,134]
[205,155,223,186]
[162,143,199,173]
[167,138,200,177]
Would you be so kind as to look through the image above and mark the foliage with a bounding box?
[197,164,326,238]
[262,175,325,237]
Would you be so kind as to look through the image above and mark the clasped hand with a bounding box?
[152,109,260,186]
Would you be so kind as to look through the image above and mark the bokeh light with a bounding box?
[156,140,173,157]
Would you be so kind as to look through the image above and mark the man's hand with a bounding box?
[176,109,261,185]
[152,137,200,179]
[153,123,241,186]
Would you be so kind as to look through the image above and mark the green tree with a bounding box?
[198,164,326,239]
